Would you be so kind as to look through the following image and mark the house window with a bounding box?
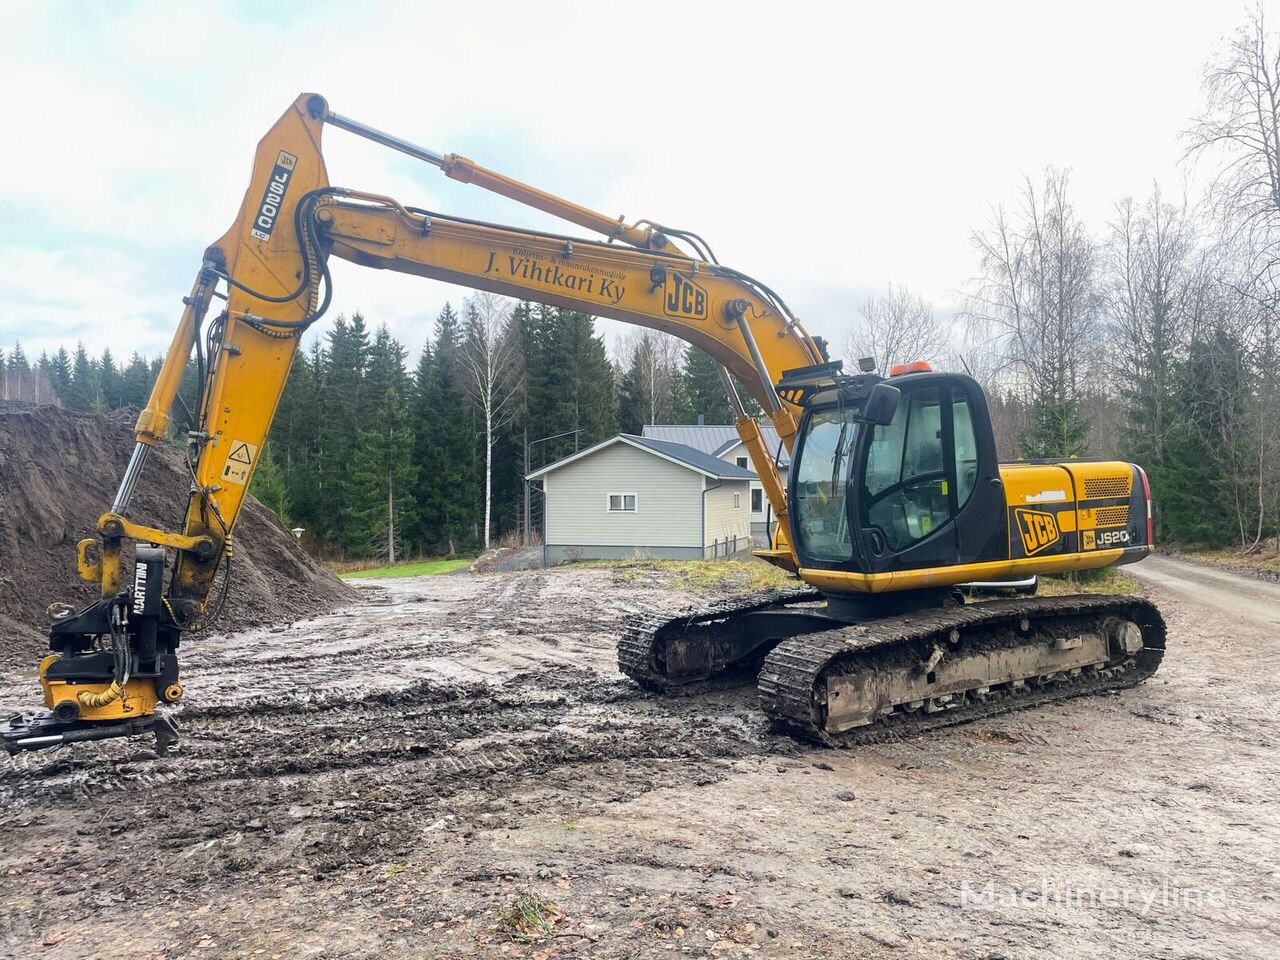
[736,456,749,468]
[734,493,741,508]
[607,493,637,512]
[751,488,763,513]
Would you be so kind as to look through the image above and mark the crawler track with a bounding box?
[620,590,1165,744]
[760,593,1165,744]
[618,586,823,690]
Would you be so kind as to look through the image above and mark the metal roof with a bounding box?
[626,435,758,479]
[525,434,758,481]
[641,424,739,454]
[642,422,790,465]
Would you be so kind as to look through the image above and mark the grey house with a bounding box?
[527,435,756,563]
[642,422,790,545]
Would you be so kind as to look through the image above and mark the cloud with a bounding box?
[0,0,1248,364]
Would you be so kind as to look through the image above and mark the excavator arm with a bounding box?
[1,93,825,752]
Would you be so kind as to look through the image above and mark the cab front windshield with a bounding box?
[793,406,860,561]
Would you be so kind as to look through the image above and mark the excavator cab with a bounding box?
[788,367,1007,583]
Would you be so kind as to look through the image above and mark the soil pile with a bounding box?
[0,402,352,666]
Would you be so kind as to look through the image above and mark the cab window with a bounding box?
[793,406,859,561]
[861,387,952,551]
[953,397,978,508]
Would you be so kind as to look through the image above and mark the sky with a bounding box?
[0,0,1263,366]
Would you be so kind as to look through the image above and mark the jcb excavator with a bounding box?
[1,94,1163,754]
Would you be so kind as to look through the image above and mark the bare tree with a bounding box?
[460,291,523,550]
[965,169,1099,456]
[1187,6,1280,550]
[1187,5,1280,278]
[841,284,950,374]
[1101,187,1198,466]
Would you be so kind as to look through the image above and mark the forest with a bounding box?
[3,11,1278,560]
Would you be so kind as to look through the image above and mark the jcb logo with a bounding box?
[663,271,708,320]
[1015,508,1060,555]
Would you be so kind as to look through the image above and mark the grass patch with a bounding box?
[338,558,472,580]
[499,892,564,942]
[1036,567,1141,596]
[576,555,1149,599]
[576,556,796,594]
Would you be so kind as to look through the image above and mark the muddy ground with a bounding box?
[0,556,1276,959]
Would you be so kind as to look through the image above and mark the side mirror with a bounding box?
[863,382,900,426]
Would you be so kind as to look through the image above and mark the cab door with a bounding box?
[854,375,1004,574]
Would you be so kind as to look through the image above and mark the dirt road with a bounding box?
[1,559,1276,959]
[1127,553,1280,627]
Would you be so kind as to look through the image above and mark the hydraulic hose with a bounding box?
[78,681,123,709]
[78,609,131,708]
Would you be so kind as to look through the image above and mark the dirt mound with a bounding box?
[0,402,353,668]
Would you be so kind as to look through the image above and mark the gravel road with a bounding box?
[0,558,1275,959]
[1127,553,1280,627]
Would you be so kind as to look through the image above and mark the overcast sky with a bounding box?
[0,0,1262,365]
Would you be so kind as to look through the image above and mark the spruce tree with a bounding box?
[348,385,417,563]
[1155,327,1248,545]
[319,314,371,551]
[617,339,653,434]
[408,343,435,552]
[1021,392,1091,459]
[122,353,153,408]
[67,343,97,411]
[7,342,30,401]
[494,302,535,540]
[422,303,480,554]
[268,346,323,535]
[562,309,617,447]
[365,324,410,404]
[676,345,733,424]
[50,348,72,405]
[250,440,292,527]
[97,348,121,411]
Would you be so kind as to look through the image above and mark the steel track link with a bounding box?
[617,586,823,690]
[757,594,1166,745]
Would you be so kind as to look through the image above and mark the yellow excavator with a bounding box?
[1,94,1162,754]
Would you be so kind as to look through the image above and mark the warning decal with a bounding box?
[221,440,258,486]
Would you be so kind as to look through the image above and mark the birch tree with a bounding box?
[616,330,682,432]
[460,291,522,550]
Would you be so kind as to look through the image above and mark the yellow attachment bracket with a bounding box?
[76,539,101,583]
[97,513,214,555]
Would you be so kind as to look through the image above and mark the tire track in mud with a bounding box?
[0,570,795,902]
[1,668,764,802]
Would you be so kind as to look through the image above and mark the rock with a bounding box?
[835,790,856,801]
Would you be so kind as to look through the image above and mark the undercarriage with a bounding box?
[618,587,1165,744]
